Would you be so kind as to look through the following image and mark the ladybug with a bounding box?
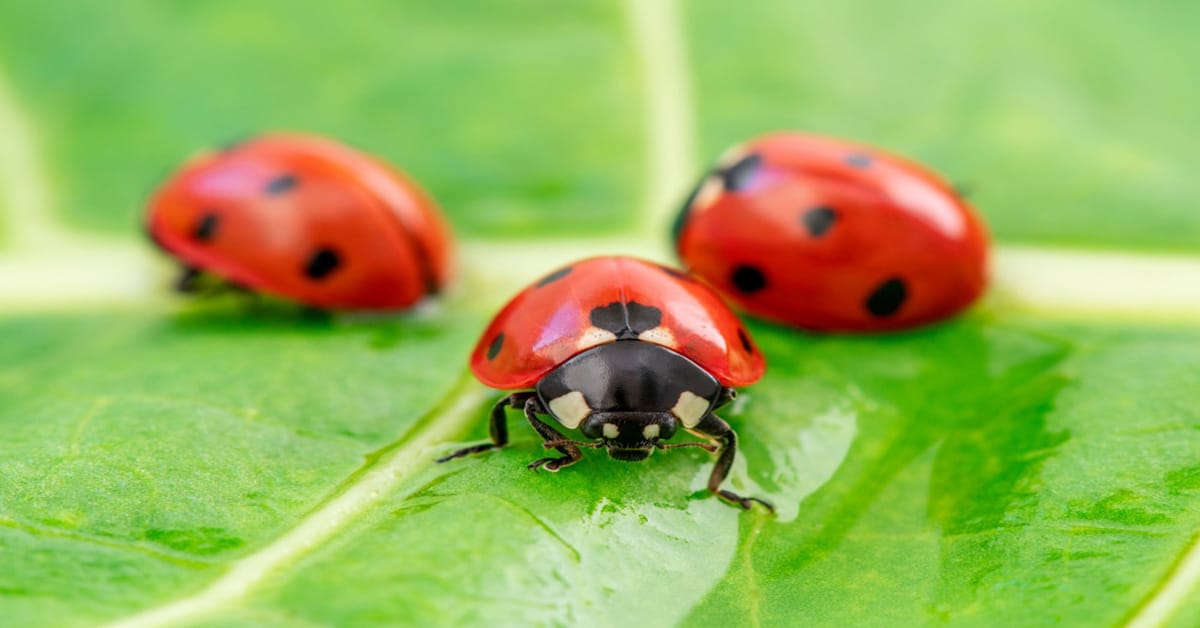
[439,256,772,511]
[674,132,989,332]
[146,133,453,310]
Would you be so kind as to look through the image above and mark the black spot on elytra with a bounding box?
[487,333,505,360]
[865,277,907,317]
[737,328,754,353]
[730,265,767,294]
[721,153,762,191]
[846,153,873,169]
[801,206,837,237]
[265,174,298,195]
[536,266,573,287]
[590,302,663,340]
[304,247,341,280]
[192,213,219,241]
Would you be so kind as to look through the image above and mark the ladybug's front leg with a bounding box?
[692,414,774,512]
[436,391,535,463]
[522,397,584,473]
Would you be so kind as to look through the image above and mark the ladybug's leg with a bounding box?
[175,266,254,298]
[523,397,584,473]
[175,266,203,293]
[436,392,535,463]
[691,414,774,512]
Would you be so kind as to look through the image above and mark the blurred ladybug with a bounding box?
[674,132,989,332]
[146,133,453,310]
[439,256,771,511]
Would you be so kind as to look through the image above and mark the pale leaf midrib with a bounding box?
[6,242,1200,326]
[103,375,491,628]
[1126,531,1200,628]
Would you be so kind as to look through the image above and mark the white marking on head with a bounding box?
[637,326,677,348]
[577,326,618,351]
[602,423,620,439]
[691,176,723,213]
[548,391,591,429]
[671,391,711,428]
[643,424,661,440]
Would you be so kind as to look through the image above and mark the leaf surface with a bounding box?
[1,2,1198,627]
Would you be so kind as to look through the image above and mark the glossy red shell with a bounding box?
[675,132,989,332]
[146,133,453,310]
[470,256,765,390]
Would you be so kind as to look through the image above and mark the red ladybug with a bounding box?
[146,133,453,310]
[439,256,771,511]
[674,132,989,332]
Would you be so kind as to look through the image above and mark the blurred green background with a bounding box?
[1,1,1198,627]
[1,0,1196,246]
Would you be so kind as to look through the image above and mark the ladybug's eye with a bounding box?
[304,247,341,280]
[192,212,220,241]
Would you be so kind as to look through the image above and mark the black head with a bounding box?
[579,412,678,461]
[536,341,721,462]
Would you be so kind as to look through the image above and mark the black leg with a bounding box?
[522,397,584,473]
[175,266,254,298]
[691,414,774,512]
[176,266,203,293]
[436,392,535,463]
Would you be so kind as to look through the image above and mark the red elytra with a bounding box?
[146,133,453,310]
[470,256,765,390]
[674,132,990,332]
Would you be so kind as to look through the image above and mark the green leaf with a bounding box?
[3,316,1198,626]
[0,309,479,624]
[2,1,1200,627]
[687,321,1200,626]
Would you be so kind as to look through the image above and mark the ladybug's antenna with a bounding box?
[539,439,603,450]
[655,441,718,453]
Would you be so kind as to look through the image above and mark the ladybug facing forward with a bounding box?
[146,133,453,310]
[440,256,771,511]
[674,132,989,332]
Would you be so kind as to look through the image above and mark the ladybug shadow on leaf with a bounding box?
[161,288,470,363]
[165,288,336,331]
